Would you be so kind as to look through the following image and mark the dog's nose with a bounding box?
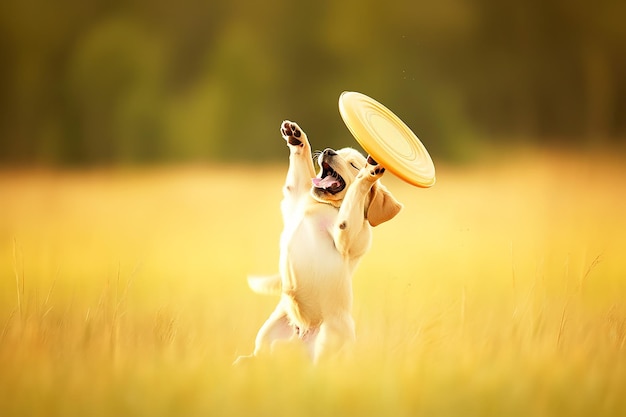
[323,148,337,156]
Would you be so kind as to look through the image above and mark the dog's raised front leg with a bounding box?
[333,156,386,256]
[280,121,315,211]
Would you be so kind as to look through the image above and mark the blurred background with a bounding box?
[1,0,624,166]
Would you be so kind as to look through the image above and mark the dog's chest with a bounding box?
[281,204,338,252]
[303,203,338,235]
[312,211,335,234]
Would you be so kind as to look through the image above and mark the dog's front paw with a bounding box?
[281,120,306,147]
[358,155,386,181]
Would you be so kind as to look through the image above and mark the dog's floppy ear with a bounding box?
[366,182,403,227]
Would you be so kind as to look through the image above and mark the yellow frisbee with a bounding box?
[338,91,436,188]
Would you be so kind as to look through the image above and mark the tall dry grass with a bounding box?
[1,151,625,416]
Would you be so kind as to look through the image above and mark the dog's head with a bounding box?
[311,147,402,226]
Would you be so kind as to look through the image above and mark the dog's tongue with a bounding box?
[312,175,340,189]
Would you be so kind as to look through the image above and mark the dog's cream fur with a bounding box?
[234,121,402,364]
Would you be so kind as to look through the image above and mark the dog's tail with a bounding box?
[247,274,282,296]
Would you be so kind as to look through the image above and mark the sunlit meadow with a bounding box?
[1,150,625,416]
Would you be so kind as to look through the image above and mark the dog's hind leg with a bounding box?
[312,314,355,363]
[233,305,295,365]
[254,306,295,356]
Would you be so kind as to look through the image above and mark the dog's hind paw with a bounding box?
[281,120,306,147]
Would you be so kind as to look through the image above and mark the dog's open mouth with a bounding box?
[312,162,346,194]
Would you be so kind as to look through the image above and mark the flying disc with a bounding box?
[338,91,436,188]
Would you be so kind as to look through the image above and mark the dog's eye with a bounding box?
[350,162,361,170]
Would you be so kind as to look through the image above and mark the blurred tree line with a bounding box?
[1,0,624,165]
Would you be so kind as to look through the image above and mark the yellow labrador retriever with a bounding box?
[234,121,402,364]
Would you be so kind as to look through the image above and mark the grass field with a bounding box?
[1,150,625,416]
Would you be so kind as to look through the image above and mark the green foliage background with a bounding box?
[1,0,624,164]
